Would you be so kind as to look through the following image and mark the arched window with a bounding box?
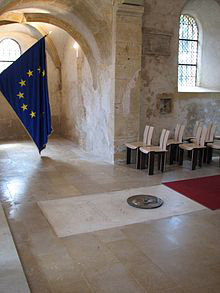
[0,38,21,73]
[178,15,199,88]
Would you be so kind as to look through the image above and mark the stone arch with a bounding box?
[0,0,110,90]
[0,2,115,162]
[0,15,98,89]
[0,21,61,70]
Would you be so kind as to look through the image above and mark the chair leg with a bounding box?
[198,149,203,167]
[178,148,184,165]
[174,145,178,162]
[170,144,178,164]
[164,153,167,171]
[148,152,155,175]
[140,152,146,170]
[126,147,131,164]
[176,145,180,162]
[187,150,192,159]
[169,145,174,165]
[146,154,148,169]
[207,147,213,164]
[158,154,161,170]
[192,149,198,170]
[136,148,141,169]
[203,148,207,163]
[161,153,165,172]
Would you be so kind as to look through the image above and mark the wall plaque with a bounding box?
[143,28,172,56]
[159,98,172,114]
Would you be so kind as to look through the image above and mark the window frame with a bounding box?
[0,38,21,73]
[178,14,199,88]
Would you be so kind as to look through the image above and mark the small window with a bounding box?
[0,38,21,73]
[178,15,199,87]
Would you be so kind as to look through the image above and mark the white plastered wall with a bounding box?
[60,34,113,161]
[183,0,220,90]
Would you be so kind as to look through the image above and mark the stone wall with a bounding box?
[140,0,220,146]
[60,35,114,161]
[113,3,144,161]
[0,0,115,162]
[1,0,219,162]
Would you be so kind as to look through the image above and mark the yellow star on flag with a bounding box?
[42,70,45,77]
[19,79,26,87]
[17,92,24,99]
[30,111,36,118]
[21,104,28,111]
[27,70,33,77]
[37,66,41,73]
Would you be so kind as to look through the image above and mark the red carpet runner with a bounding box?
[163,175,220,210]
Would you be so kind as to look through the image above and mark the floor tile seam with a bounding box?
[105,240,163,272]
[137,247,214,287]
[92,227,128,246]
[81,261,148,293]
[0,204,31,292]
[106,230,182,283]
[36,184,165,204]
[126,266,180,293]
[64,244,123,292]
[35,202,59,238]
[119,266,150,293]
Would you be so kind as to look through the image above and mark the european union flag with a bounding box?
[0,37,52,153]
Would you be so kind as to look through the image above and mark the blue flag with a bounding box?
[0,37,52,153]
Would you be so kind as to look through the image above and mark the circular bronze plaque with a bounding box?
[127,195,163,209]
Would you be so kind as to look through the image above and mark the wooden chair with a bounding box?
[202,124,216,162]
[125,125,154,169]
[184,120,202,142]
[189,123,216,162]
[207,141,220,167]
[206,124,216,143]
[167,124,185,164]
[139,129,170,175]
[179,126,208,170]
[206,125,218,164]
[190,123,212,143]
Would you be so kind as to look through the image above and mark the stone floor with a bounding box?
[0,204,30,293]
[38,185,205,237]
[1,137,220,293]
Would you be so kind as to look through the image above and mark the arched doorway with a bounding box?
[0,1,115,162]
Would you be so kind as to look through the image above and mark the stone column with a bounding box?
[113,2,144,162]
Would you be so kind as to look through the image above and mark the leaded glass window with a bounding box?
[0,39,21,73]
[178,15,199,87]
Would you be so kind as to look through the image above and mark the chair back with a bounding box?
[159,129,166,148]
[163,130,170,150]
[159,129,170,150]
[193,121,202,136]
[208,124,216,142]
[199,127,208,147]
[205,123,213,142]
[174,124,180,141]
[178,125,185,143]
[143,125,154,145]
[147,126,154,145]
[195,126,202,144]
[143,125,150,144]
